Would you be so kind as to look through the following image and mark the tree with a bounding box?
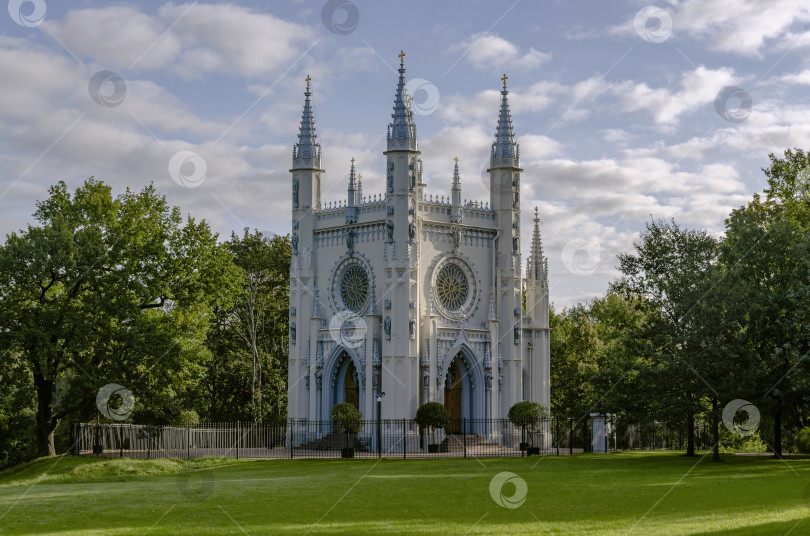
[0,179,241,456]
[202,230,290,422]
[330,403,362,434]
[618,219,720,457]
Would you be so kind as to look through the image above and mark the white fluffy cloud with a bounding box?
[454,33,550,72]
[41,3,316,77]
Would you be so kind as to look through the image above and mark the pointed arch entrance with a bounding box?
[333,351,360,410]
[444,354,473,434]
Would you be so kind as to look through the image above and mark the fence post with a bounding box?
[463,418,467,459]
[569,418,573,456]
[555,419,560,456]
[187,424,191,459]
[236,422,240,460]
[290,419,294,459]
[402,419,406,460]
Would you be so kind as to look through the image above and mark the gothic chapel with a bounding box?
[287,53,550,430]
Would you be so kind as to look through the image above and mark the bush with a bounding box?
[415,402,449,434]
[177,410,200,426]
[508,401,548,428]
[330,403,362,434]
[794,427,810,453]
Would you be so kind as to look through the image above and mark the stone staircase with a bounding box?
[440,434,503,453]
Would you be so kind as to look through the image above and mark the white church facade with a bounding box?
[287,54,550,427]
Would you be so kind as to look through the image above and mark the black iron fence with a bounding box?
[71,416,712,460]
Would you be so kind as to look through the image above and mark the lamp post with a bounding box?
[376,392,385,456]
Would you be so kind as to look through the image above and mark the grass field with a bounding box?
[1,452,809,535]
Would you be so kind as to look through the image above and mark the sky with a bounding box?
[1,0,809,308]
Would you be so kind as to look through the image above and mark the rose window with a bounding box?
[436,264,468,311]
[340,265,369,312]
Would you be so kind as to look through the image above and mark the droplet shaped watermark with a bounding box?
[489,471,527,509]
[722,399,760,437]
[321,0,359,35]
[714,86,752,123]
[634,6,672,44]
[406,78,440,116]
[96,383,135,421]
[328,310,367,348]
[169,150,207,188]
[88,70,127,108]
[8,0,46,27]
[562,238,600,276]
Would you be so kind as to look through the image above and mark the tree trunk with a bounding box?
[773,406,783,458]
[712,398,720,462]
[34,372,57,457]
[686,411,695,457]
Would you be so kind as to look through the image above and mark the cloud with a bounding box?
[453,33,550,72]
[41,3,316,77]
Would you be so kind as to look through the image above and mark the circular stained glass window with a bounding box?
[436,264,468,311]
[340,265,369,312]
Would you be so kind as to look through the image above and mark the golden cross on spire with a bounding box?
[306,74,311,89]
[350,157,355,166]
[501,73,508,90]
[398,50,406,65]
[453,156,459,164]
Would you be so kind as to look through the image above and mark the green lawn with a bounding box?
[0,452,808,535]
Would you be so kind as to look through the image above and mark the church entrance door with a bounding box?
[445,360,462,434]
[344,359,359,410]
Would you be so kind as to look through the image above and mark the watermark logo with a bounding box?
[722,399,760,437]
[489,471,527,509]
[561,238,600,276]
[168,150,207,188]
[321,0,359,35]
[88,70,127,108]
[176,472,215,500]
[96,383,135,421]
[714,86,752,123]
[328,310,367,348]
[406,78,440,116]
[8,0,46,27]
[634,6,672,44]
[480,164,514,196]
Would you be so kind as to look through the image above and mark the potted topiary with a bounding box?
[508,401,548,456]
[331,403,363,458]
[415,402,449,453]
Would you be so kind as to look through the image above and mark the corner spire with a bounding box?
[387,50,418,151]
[527,207,546,281]
[491,73,518,165]
[346,157,358,224]
[293,75,322,170]
[451,157,462,223]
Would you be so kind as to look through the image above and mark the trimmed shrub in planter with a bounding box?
[509,401,548,451]
[331,403,363,434]
[416,402,449,452]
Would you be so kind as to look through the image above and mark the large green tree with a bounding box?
[618,219,721,456]
[203,229,290,422]
[0,179,241,456]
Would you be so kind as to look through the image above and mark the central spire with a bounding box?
[491,73,518,163]
[293,74,322,169]
[387,50,418,151]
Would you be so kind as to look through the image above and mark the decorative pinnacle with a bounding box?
[399,49,406,66]
[501,73,508,90]
[306,74,311,89]
[534,206,539,221]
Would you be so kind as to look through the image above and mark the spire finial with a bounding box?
[399,50,406,66]
[453,156,459,165]
[351,157,355,166]
[534,206,539,221]
[306,74,311,90]
[501,73,508,90]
